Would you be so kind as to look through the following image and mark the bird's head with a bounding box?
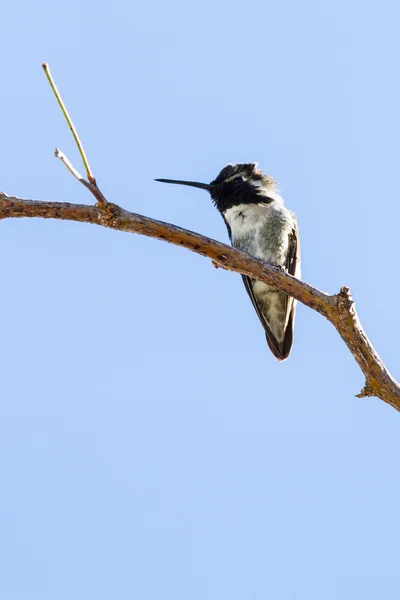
[155,163,277,212]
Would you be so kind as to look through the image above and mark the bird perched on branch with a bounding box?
[156,163,300,361]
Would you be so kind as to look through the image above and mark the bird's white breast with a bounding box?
[223,201,293,266]
[223,201,297,342]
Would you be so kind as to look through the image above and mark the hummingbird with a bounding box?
[155,163,300,361]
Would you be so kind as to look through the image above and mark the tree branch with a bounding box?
[1,189,399,411]
[3,62,398,412]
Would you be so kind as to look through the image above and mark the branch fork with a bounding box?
[42,63,110,217]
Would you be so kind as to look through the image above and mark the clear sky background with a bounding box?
[1,1,400,598]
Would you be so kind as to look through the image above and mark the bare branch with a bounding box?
[3,63,398,412]
[1,190,399,411]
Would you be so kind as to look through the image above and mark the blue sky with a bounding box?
[1,0,400,598]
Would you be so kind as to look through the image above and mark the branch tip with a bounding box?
[54,149,89,187]
[356,383,374,398]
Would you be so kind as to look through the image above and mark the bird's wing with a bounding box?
[286,214,301,279]
[241,218,300,361]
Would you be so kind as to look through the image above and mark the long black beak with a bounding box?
[155,178,212,192]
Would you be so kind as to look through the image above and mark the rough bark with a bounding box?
[1,190,399,411]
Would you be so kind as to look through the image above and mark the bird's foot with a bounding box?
[272,264,285,272]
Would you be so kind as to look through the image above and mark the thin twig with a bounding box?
[54,149,92,191]
[43,64,109,210]
[42,63,95,184]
